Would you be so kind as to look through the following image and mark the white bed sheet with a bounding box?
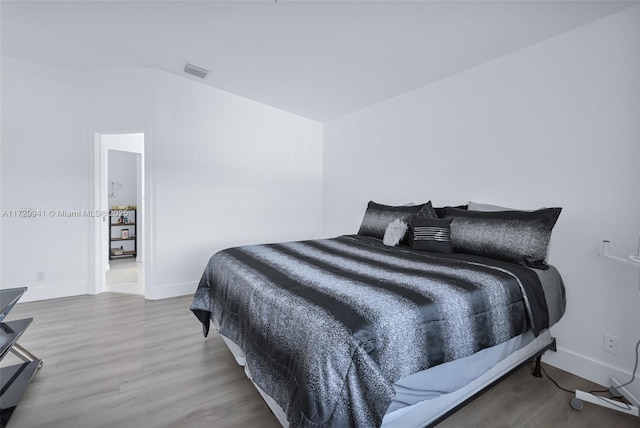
[387,330,535,413]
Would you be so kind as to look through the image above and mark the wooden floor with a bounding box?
[4,293,638,428]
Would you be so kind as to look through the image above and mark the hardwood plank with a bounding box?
[3,293,638,427]
[4,293,279,428]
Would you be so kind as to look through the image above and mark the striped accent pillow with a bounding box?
[409,217,453,253]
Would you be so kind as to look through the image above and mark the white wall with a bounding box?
[323,6,640,395]
[108,150,138,208]
[0,58,90,300]
[147,71,323,298]
[1,60,324,302]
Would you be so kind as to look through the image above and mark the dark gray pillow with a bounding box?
[444,207,562,268]
[434,204,467,218]
[358,201,436,240]
[409,216,453,253]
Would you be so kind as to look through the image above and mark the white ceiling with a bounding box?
[1,1,638,122]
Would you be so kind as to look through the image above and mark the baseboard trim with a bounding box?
[18,281,89,303]
[543,345,640,402]
[15,280,195,302]
[144,281,196,300]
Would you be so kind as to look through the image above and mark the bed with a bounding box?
[190,202,565,427]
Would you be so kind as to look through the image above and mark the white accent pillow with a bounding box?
[383,219,408,247]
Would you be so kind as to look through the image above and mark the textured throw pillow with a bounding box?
[358,201,434,240]
[383,219,409,246]
[444,207,562,268]
[416,201,438,219]
[409,216,453,253]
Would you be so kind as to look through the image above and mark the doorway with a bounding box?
[94,132,145,296]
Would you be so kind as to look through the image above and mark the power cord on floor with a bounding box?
[592,392,633,411]
[540,364,632,411]
[539,364,578,393]
[615,338,640,389]
[539,338,640,412]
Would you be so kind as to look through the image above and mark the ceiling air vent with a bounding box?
[184,63,209,79]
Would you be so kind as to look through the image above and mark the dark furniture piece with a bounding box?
[0,287,42,427]
[109,208,137,260]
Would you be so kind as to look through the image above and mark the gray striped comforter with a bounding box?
[191,235,550,427]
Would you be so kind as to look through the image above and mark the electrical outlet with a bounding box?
[604,334,619,355]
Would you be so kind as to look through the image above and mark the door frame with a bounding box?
[91,128,149,296]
